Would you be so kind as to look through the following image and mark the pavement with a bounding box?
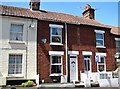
[1,87,119,89]
[1,83,119,89]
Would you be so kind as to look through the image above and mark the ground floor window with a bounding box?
[97,56,106,72]
[8,54,22,74]
[50,55,62,74]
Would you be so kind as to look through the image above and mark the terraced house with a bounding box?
[0,0,120,87]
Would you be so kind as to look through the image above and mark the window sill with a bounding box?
[7,74,24,78]
[9,41,25,44]
[96,46,106,48]
[50,43,63,46]
[49,73,63,77]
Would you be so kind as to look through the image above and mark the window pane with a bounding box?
[51,65,61,73]
[96,33,103,39]
[98,65,104,72]
[8,55,22,74]
[84,60,90,71]
[116,41,120,47]
[52,36,61,43]
[16,65,22,74]
[52,28,61,35]
[11,24,23,33]
[52,56,61,64]
[116,47,120,52]
[100,57,104,63]
[96,40,103,46]
[9,55,15,64]
[10,24,23,41]
[8,65,15,74]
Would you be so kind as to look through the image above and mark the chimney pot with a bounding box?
[29,0,40,11]
[82,4,95,20]
[84,4,91,11]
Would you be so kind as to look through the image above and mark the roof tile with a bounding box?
[1,4,119,36]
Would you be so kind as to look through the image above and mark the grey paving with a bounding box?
[1,87,119,89]
[39,83,75,87]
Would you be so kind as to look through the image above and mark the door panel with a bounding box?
[84,56,91,73]
[70,56,78,82]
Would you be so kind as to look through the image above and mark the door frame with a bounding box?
[68,51,79,82]
[82,51,92,87]
[84,55,92,78]
[82,51,92,75]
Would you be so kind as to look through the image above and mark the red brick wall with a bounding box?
[37,20,116,83]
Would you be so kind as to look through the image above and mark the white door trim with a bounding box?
[68,51,79,55]
[82,51,92,55]
[69,51,79,82]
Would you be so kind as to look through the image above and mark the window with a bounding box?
[10,24,23,41]
[116,40,120,47]
[96,33,104,46]
[100,73,108,79]
[8,54,22,74]
[115,38,120,52]
[50,56,62,74]
[97,56,106,72]
[50,24,63,44]
[95,30,105,47]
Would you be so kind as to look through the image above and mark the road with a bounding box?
[1,87,119,89]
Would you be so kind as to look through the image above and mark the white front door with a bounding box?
[70,55,78,82]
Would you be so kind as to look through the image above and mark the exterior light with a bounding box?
[29,23,35,29]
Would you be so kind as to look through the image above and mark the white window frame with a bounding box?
[95,30,105,48]
[8,54,23,76]
[9,24,24,42]
[49,51,64,76]
[50,55,63,76]
[96,55,106,72]
[115,38,120,53]
[49,24,63,45]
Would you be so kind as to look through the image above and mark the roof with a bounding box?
[110,26,120,35]
[0,5,109,28]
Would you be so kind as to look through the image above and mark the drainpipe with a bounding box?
[26,22,29,80]
[65,23,68,82]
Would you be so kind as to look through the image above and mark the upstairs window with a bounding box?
[49,24,63,45]
[10,24,23,41]
[115,38,120,53]
[116,40,120,47]
[95,30,105,48]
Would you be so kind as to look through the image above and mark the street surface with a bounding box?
[1,87,119,89]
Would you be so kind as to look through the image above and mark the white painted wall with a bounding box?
[0,16,37,85]
[81,71,119,87]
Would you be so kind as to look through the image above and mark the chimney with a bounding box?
[29,0,40,11]
[82,4,95,20]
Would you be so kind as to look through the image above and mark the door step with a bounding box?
[75,81,99,88]
[91,81,99,87]
[75,81,84,88]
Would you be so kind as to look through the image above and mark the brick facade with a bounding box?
[37,20,116,83]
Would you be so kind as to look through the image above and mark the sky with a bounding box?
[1,1,119,27]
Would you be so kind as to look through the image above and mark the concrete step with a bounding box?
[75,81,85,88]
[39,83,75,87]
